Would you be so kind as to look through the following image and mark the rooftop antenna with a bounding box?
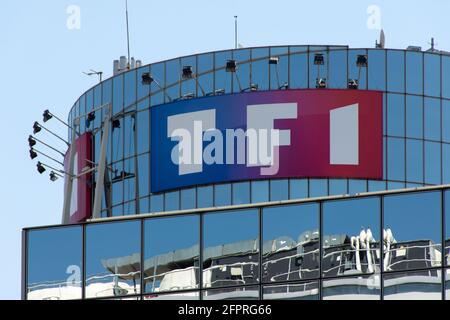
[234,15,238,49]
[428,37,437,51]
[376,29,385,48]
[83,69,103,83]
[125,0,131,69]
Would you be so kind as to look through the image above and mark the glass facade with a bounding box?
[65,46,450,217]
[24,185,449,300]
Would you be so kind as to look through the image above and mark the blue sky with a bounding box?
[1,0,449,300]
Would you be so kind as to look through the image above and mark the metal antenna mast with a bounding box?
[126,0,131,69]
[234,15,238,49]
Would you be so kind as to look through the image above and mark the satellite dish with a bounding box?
[379,29,385,48]
[238,43,244,49]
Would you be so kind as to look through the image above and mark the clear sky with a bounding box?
[0,0,449,300]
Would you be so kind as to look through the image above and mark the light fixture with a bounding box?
[29,149,38,160]
[226,60,237,73]
[269,57,279,65]
[182,66,194,80]
[316,78,327,89]
[356,55,368,67]
[49,171,60,182]
[314,54,324,65]
[33,122,42,134]
[112,119,121,129]
[37,162,46,174]
[141,72,154,85]
[86,111,96,128]
[348,79,359,89]
[28,135,36,147]
[279,82,289,90]
[43,110,53,123]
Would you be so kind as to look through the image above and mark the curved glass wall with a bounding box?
[66,46,450,217]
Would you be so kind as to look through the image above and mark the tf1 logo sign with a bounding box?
[151,89,383,193]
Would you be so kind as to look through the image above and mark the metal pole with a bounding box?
[62,118,79,224]
[234,16,238,49]
[92,108,111,219]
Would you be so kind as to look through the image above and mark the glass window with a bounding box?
[384,191,442,272]
[150,62,164,106]
[181,188,196,210]
[425,141,441,185]
[251,47,269,91]
[348,49,367,90]
[150,194,163,213]
[446,191,450,267]
[263,203,319,282]
[233,49,250,93]
[233,182,250,205]
[384,270,442,300]
[123,113,136,158]
[269,47,288,90]
[251,180,269,203]
[387,93,405,137]
[309,47,327,89]
[348,179,367,195]
[289,48,308,89]
[137,154,149,198]
[123,201,136,216]
[124,70,137,108]
[214,184,231,207]
[406,52,423,95]
[137,65,150,101]
[406,95,423,139]
[329,179,347,196]
[139,197,149,214]
[112,118,123,162]
[444,145,450,184]
[424,98,441,141]
[424,53,441,97]
[136,109,149,154]
[443,100,450,143]
[144,215,199,293]
[111,161,123,206]
[263,281,319,300]
[387,137,405,182]
[27,226,82,300]
[446,269,450,300]
[322,275,380,300]
[123,158,135,204]
[214,51,232,94]
[203,209,259,288]
[387,50,405,93]
[406,139,423,183]
[165,59,180,101]
[270,179,289,201]
[197,53,214,96]
[368,180,386,192]
[368,49,386,91]
[328,48,347,89]
[323,197,380,277]
[203,286,259,300]
[180,56,196,97]
[113,74,124,115]
[197,186,213,208]
[309,179,327,198]
[290,179,308,199]
[165,191,180,211]
[443,56,450,99]
[143,291,200,300]
[85,221,141,298]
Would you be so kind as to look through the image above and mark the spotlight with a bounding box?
[37,162,46,174]
[314,54,324,65]
[29,149,38,160]
[86,111,96,128]
[28,135,36,147]
[250,83,258,92]
[43,110,53,123]
[33,122,42,134]
[279,82,289,90]
[226,60,237,72]
[141,72,154,85]
[269,57,279,65]
[316,78,327,89]
[112,119,121,129]
[348,79,359,89]
[356,55,368,67]
[182,66,194,80]
[49,171,59,182]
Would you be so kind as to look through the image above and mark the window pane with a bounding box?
[368,49,386,91]
[232,182,250,205]
[124,70,137,108]
[144,215,199,293]
[214,184,231,207]
[309,179,327,198]
[443,56,450,99]
[198,186,213,208]
[251,180,269,203]
[348,49,367,90]
[444,145,450,184]
[323,197,380,277]
[203,209,259,288]
[251,48,269,91]
[328,49,347,89]
[424,98,441,141]
[290,179,308,199]
[406,52,423,95]
[181,188,196,210]
[150,62,164,106]
[165,59,180,101]
[203,286,259,300]
[443,100,450,143]
[113,74,124,114]
[86,221,141,298]
[406,139,423,183]
[322,275,380,300]
[137,65,150,101]
[233,49,250,93]
[263,203,319,282]
[165,191,180,211]
[269,47,288,90]
[425,141,441,185]
[384,270,442,300]
[406,95,423,139]
[197,53,213,96]
[214,51,232,94]
[137,153,149,198]
[27,227,82,300]
[143,291,200,300]
[387,137,405,181]
[329,179,347,196]
[424,53,441,97]
[263,281,319,300]
[180,56,196,97]
[309,47,327,88]
[270,179,289,201]
[387,50,405,93]
[150,194,163,213]
[446,191,450,266]
[384,191,442,272]
[289,50,308,89]
[387,93,405,137]
[348,179,367,195]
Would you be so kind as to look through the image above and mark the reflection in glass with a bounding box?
[406,51,423,95]
[322,275,380,300]
[446,191,450,266]
[446,269,450,300]
[263,281,318,300]
[143,291,200,300]
[387,50,405,93]
[323,198,380,277]
[144,216,199,293]
[270,179,288,201]
[203,286,259,300]
[384,270,442,300]
[384,191,442,272]
[233,182,250,205]
[203,209,259,288]
[251,180,269,203]
[86,221,141,298]
[263,204,319,282]
[27,227,82,300]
